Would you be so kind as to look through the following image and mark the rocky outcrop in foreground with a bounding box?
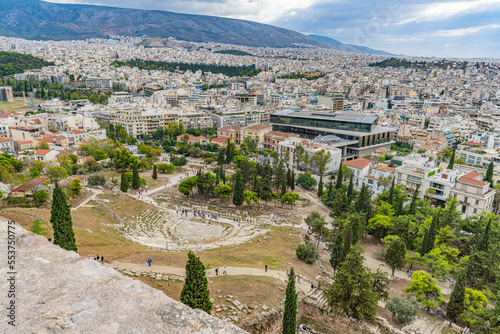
[0,220,247,334]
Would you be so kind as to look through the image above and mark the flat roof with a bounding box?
[273,109,379,125]
[273,123,396,137]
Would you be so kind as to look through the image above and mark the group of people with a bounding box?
[176,209,220,220]
[214,266,227,276]
[406,270,414,278]
[89,254,104,262]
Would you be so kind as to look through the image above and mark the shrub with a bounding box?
[87,173,107,186]
[33,189,49,205]
[296,243,319,264]
[204,157,214,164]
[172,155,188,166]
[30,220,43,235]
[385,296,420,324]
[296,172,317,190]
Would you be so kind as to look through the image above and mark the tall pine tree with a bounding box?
[317,174,323,198]
[233,169,244,206]
[51,183,77,252]
[290,170,295,191]
[282,267,297,334]
[120,173,129,192]
[152,164,158,180]
[446,271,466,324]
[180,251,212,313]
[132,163,140,189]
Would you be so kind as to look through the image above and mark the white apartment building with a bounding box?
[86,77,113,92]
[457,147,497,167]
[342,158,374,189]
[111,108,179,137]
[179,111,213,129]
[108,92,132,106]
[421,169,462,207]
[363,166,396,194]
[450,171,495,217]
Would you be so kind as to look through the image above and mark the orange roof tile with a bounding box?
[342,158,373,169]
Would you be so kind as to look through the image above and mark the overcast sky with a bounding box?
[47,0,500,58]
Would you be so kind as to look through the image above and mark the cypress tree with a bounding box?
[180,251,212,314]
[152,164,158,180]
[226,140,234,164]
[388,176,395,206]
[446,271,466,324]
[132,163,140,189]
[120,173,129,192]
[340,226,353,264]
[326,180,334,201]
[290,170,295,191]
[286,169,292,190]
[330,232,343,276]
[421,215,438,256]
[335,166,343,190]
[51,183,77,252]
[317,174,323,198]
[396,196,404,216]
[408,184,420,215]
[233,169,244,206]
[346,174,354,201]
[420,226,430,256]
[215,170,220,186]
[447,150,455,170]
[282,267,297,334]
[427,214,438,252]
[280,181,287,198]
[478,218,492,252]
[485,161,494,187]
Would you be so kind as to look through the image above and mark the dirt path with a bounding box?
[105,261,312,293]
[71,188,103,211]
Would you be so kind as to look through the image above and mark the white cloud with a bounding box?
[396,0,500,25]
[433,24,500,37]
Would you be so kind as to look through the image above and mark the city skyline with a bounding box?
[46,0,500,58]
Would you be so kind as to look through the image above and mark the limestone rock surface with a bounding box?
[0,220,248,334]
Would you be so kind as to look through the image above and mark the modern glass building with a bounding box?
[270,109,396,159]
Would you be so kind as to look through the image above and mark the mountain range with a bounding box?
[0,0,392,54]
[307,35,394,56]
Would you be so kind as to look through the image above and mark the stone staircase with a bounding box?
[304,288,329,311]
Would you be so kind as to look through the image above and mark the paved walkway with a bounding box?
[105,261,311,293]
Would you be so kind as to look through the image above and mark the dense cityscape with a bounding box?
[1,15,500,334]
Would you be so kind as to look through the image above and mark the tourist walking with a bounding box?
[101,256,104,263]
[89,254,92,260]
[96,255,100,261]
[223,266,227,275]
[265,264,268,272]
[215,268,219,276]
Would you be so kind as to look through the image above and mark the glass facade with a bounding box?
[270,115,373,133]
